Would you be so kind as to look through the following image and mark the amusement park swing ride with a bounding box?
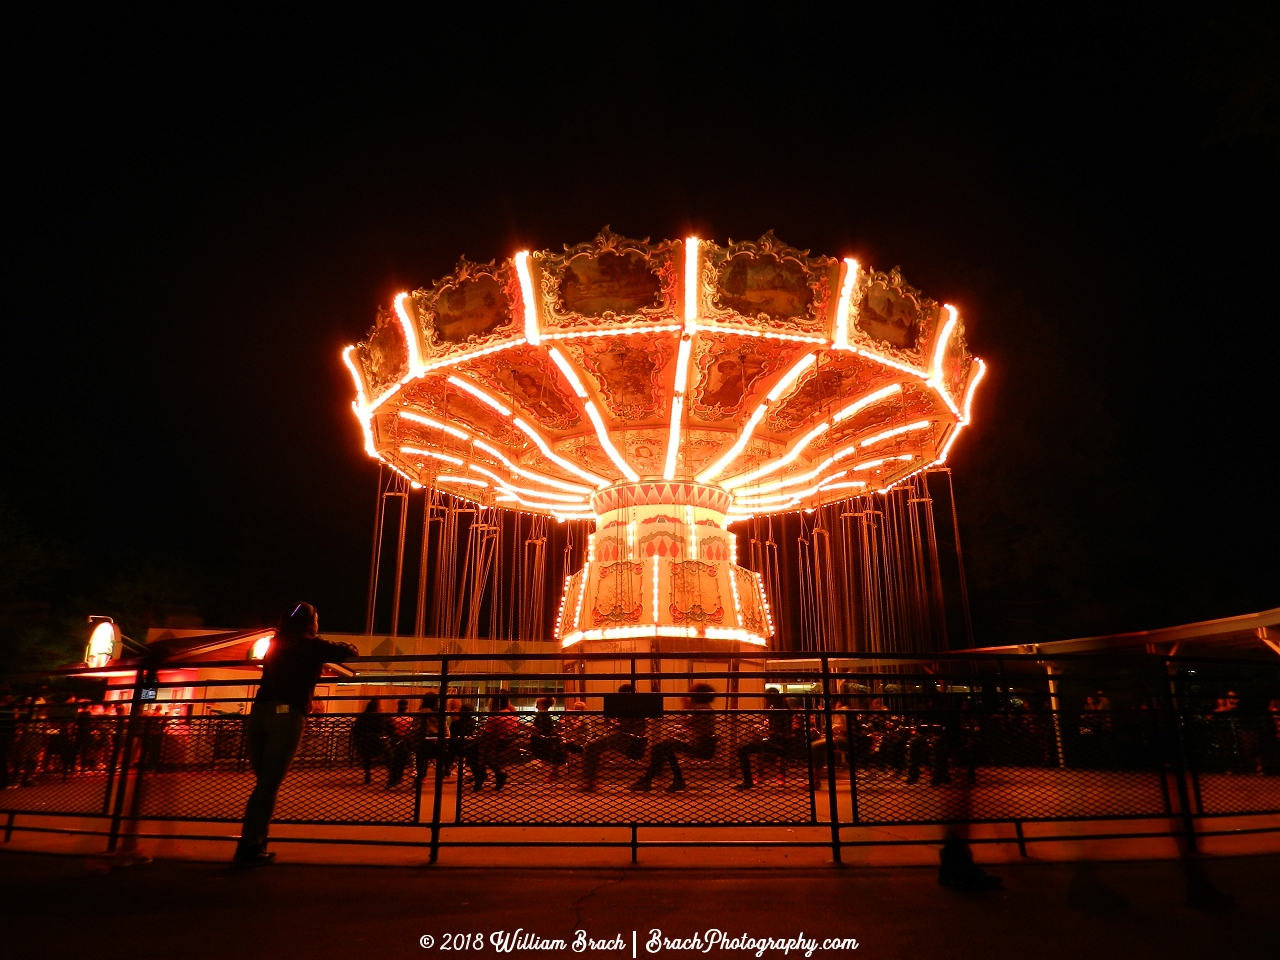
[344,231,985,661]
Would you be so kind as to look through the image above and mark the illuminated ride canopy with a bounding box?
[344,232,985,650]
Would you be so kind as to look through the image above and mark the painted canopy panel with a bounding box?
[346,231,985,520]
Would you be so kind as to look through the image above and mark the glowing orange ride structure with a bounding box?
[344,232,984,653]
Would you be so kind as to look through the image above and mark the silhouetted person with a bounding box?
[352,700,388,784]
[448,701,478,779]
[633,683,718,793]
[582,683,647,792]
[474,695,521,791]
[234,603,355,867]
[386,699,414,789]
[413,695,441,787]
[531,696,581,780]
[736,690,797,789]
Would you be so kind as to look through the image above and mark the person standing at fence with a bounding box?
[632,683,718,793]
[234,602,356,867]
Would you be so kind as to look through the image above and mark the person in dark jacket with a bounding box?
[234,602,356,866]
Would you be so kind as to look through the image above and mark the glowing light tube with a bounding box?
[926,304,960,416]
[852,454,914,471]
[652,555,659,622]
[513,417,610,488]
[935,357,987,463]
[663,345,690,480]
[514,251,539,346]
[683,237,700,329]
[734,470,864,507]
[543,324,682,341]
[859,420,931,448]
[342,346,381,460]
[695,405,766,483]
[742,465,851,499]
[472,439,593,494]
[574,563,590,628]
[833,258,858,350]
[547,346,588,397]
[417,338,523,379]
[473,469,587,503]
[930,306,958,383]
[723,421,828,491]
[695,351,818,483]
[831,382,901,423]
[393,292,424,374]
[398,410,469,441]
[962,357,986,423]
[585,401,638,482]
[548,347,638,482]
[496,491,590,513]
[767,351,817,401]
[342,345,369,410]
[447,375,512,415]
[663,237,701,481]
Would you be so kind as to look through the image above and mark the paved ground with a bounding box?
[1,850,1275,959]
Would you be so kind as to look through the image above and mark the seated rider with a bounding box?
[581,683,647,793]
[473,695,522,791]
[632,683,718,793]
[530,696,582,781]
[412,694,442,786]
[446,700,477,779]
[735,689,801,789]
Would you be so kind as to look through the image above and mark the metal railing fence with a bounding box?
[3,651,1278,862]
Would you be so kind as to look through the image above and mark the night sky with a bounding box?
[5,6,1277,650]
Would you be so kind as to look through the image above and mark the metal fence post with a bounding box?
[1164,659,1199,854]
[429,657,451,863]
[820,656,842,863]
[100,712,127,816]
[106,671,146,853]
[1046,664,1066,768]
[846,694,860,825]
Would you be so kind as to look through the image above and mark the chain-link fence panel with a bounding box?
[1185,715,1280,815]
[0,718,122,815]
[133,716,418,823]
[844,710,1170,823]
[452,710,814,825]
